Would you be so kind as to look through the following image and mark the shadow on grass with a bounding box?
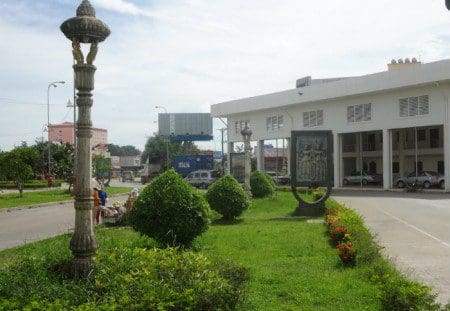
[211,218,244,226]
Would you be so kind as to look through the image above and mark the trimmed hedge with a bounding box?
[250,171,275,198]
[0,180,62,189]
[326,200,440,310]
[206,174,250,220]
[0,247,248,310]
[129,169,210,247]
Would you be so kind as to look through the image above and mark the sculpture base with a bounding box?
[294,203,326,217]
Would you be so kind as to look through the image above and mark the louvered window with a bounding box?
[266,116,283,132]
[419,95,429,115]
[399,95,429,117]
[399,98,408,117]
[347,104,371,123]
[303,110,324,127]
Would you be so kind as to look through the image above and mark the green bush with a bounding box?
[129,169,210,247]
[0,180,62,189]
[206,174,250,220]
[250,171,275,198]
[0,247,248,310]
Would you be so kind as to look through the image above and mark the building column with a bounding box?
[227,142,234,174]
[445,103,450,192]
[286,137,291,176]
[398,130,405,178]
[333,132,341,187]
[355,133,362,170]
[257,140,265,172]
[382,129,392,190]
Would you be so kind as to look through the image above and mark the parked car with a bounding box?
[266,172,291,185]
[185,170,221,188]
[122,171,134,182]
[343,171,382,185]
[396,171,442,189]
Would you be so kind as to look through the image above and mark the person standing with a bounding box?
[99,187,107,207]
[93,187,100,225]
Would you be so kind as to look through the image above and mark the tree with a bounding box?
[32,140,74,179]
[105,144,140,156]
[92,154,112,186]
[141,135,199,169]
[0,146,38,197]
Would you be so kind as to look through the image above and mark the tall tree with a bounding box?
[0,146,37,197]
[105,144,140,156]
[141,135,199,169]
[92,154,113,186]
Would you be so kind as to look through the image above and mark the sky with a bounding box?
[1,0,450,152]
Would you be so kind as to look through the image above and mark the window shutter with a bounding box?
[309,110,317,127]
[363,103,371,121]
[278,115,284,129]
[316,110,323,126]
[419,95,429,115]
[408,97,418,116]
[355,104,363,122]
[266,117,271,132]
[347,106,354,123]
[303,112,309,127]
[399,98,408,117]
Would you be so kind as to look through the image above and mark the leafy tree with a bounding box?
[92,154,112,186]
[105,144,141,157]
[141,134,199,169]
[0,146,38,197]
[32,140,74,179]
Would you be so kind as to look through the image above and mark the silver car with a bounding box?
[185,170,220,189]
[343,171,382,185]
[396,171,442,189]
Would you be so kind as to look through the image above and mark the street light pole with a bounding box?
[47,81,66,175]
[61,0,110,277]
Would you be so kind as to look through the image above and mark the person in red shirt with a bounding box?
[47,176,53,188]
[93,187,100,225]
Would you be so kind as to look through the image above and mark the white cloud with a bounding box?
[1,0,450,151]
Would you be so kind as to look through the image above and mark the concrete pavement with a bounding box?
[0,195,128,251]
[333,190,450,304]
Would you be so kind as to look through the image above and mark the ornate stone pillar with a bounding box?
[241,123,252,198]
[61,0,110,277]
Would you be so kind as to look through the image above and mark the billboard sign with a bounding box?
[230,152,245,183]
[158,113,213,141]
[290,131,333,187]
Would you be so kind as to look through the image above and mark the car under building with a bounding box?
[211,58,450,191]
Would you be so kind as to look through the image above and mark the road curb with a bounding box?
[0,193,129,214]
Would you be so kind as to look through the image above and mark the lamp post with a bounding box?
[61,0,110,277]
[47,81,65,175]
[67,99,77,174]
[241,122,252,198]
[155,106,170,169]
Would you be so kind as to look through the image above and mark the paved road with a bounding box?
[0,195,128,251]
[333,190,450,304]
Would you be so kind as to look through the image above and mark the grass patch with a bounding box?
[0,191,441,310]
[0,187,132,209]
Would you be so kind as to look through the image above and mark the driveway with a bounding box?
[0,194,129,251]
[333,190,450,304]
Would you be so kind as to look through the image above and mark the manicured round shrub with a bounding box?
[129,169,210,247]
[250,171,275,198]
[206,174,250,220]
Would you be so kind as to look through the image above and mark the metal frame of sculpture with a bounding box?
[61,0,111,277]
[290,130,333,216]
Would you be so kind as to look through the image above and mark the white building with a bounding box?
[211,58,450,191]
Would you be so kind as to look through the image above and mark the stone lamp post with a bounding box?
[241,123,253,198]
[60,0,110,277]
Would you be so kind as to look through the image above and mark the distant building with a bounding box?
[120,155,142,170]
[48,122,108,147]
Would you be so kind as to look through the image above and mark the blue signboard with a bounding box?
[172,155,214,177]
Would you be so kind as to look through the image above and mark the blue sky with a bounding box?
[1,0,450,151]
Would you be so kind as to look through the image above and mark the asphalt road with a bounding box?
[0,194,129,251]
[333,190,450,305]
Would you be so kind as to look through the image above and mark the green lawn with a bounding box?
[0,187,132,209]
[0,192,383,310]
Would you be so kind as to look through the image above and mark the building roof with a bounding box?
[48,122,107,132]
[211,59,450,117]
